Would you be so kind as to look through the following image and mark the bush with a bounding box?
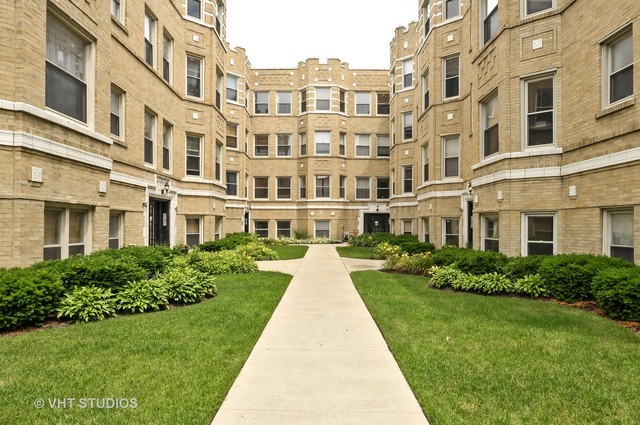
[60,256,147,292]
[400,241,436,255]
[538,254,632,302]
[431,247,473,267]
[91,246,173,277]
[57,286,117,323]
[429,265,467,289]
[294,230,310,240]
[373,242,403,260]
[501,256,545,280]
[514,274,549,298]
[455,250,509,275]
[198,233,259,252]
[473,272,514,295]
[234,243,279,261]
[592,268,640,321]
[350,233,395,247]
[0,268,64,331]
[155,264,217,304]
[187,250,258,275]
[116,280,170,314]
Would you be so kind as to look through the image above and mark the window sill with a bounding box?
[111,17,128,34]
[596,97,635,119]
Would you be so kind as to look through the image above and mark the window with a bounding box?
[403,59,413,88]
[226,122,238,149]
[391,168,395,194]
[215,0,224,35]
[483,215,499,252]
[110,88,123,138]
[44,207,89,260]
[443,56,460,99]
[524,214,555,255]
[525,0,553,16]
[605,210,634,262]
[162,121,172,170]
[186,217,201,246]
[377,93,390,115]
[356,134,371,157]
[162,33,172,83]
[109,212,122,250]
[226,171,238,196]
[112,0,124,23]
[422,70,430,110]
[254,134,269,157]
[315,221,330,238]
[255,92,269,114]
[316,88,331,111]
[339,133,346,156]
[377,135,390,157]
[215,142,223,180]
[254,177,269,199]
[214,217,221,241]
[245,173,249,198]
[443,136,459,178]
[422,143,429,182]
[391,71,396,95]
[356,177,371,199]
[215,69,223,109]
[482,93,499,157]
[339,90,346,113]
[423,0,431,36]
[187,0,202,20]
[443,218,460,246]
[422,217,430,243]
[315,176,330,198]
[604,29,633,106]
[339,175,347,198]
[483,0,498,44]
[376,177,390,199]
[403,220,413,235]
[445,0,460,20]
[299,176,307,198]
[525,76,554,146]
[277,92,292,114]
[277,221,291,238]
[226,74,238,102]
[403,112,413,141]
[315,131,331,155]
[277,134,292,156]
[144,12,155,67]
[186,134,201,177]
[186,55,202,98]
[277,177,292,199]
[245,130,249,153]
[403,166,413,193]
[356,92,371,115]
[300,89,307,112]
[299,133,307,156]
[391,119,396,146]
[45,16,89,123]
[144,110,155,165]
[254,221,268,238]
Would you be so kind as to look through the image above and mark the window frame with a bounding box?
[355,92,371,115]
[377,134,390,157]
[481,91,499,158]
[444,0,460,21]
[254,220,269,238]
[339,133,346,156]
[276,134,292,157]
[422,143,429,182]
[186,0,202,20]
[377,92,390,115]
[226,74,239,102]
[355,177,371,200]
[254,134,269,157]
[314,131,331,156]
[276,176,292,199]
[226,122,238,149]
[402,165,413,194]
[376,177,390,200]
[315,175,331,199]
[43,206,91,260]
[144,11,156,67]
[523,74,555,148]
[111,0,124,24]
[110,87,124,139]
[482,0,499,45]
[254,91,269,114]
[339,175,347,199]
[522,213,557,256]
[277,91,292,115]
[604,209,635,262]
[299,175,307,199]
[162,32,172,83]
[108,212,123,250]
[143,109,156,166]
[299,132,307,156]
[186,54,203,99]
[162,121,172,171]
[277,221,292,238]
[422,69,430,110]
[483,214,500,252]
[443,55,460,100]
[315,220,330,238]
[602,27,634,108]
[226,171,238,196]
[300,89,307,112]
[254,177,269,199]
[215,141,223,181]
[443,217,460,247]
[185,216,202,246]
[403,220,413,235]
[315,87,331,111]
[355,134,371,157]
[523,0,555,17]
[442,135,460,178]
[185,134,202,177]
[402,59,414,89]
[339,89,347,113]
[403,112,413,141]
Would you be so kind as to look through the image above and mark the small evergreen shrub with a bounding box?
[592,267,640,321]
[454,250,509,275]
[234,243,279,260]
[57,286,117,323]
[514,274,549,298]
[501,256,545,280]
[91,246,173,277]
[60,256,147,292]
[399,241,436,255]
[198,233,260,252]
[116,280,170,314]
[294,230,310,240]
[373,242,403,260]
[431,247,472,267]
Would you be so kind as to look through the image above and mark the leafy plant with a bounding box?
[57,287,117,323]
[501,256,545,280]
[373,242,403,260]
[116,280,170,314]
[234,243,279,261]
[429,265,467,289]
[592,267,640,321]
[294,230,310,240]
[155,265,217,304]
[60,256,147,292]
[187,250,258,275]
[431,247,473,267]
[514,274,549,298]
[454,250,509,275]
[473,272,514,294]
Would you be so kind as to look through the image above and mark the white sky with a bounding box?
[226,0,418,70]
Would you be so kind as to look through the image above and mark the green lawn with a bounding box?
[335,246,374,259]
[352,270,640,425]
[0,272,291,425]
[269,244,309,260]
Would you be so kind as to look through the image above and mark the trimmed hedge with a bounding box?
[60,256,147,292]
[501,256,545,280]
[430,247,473,267]
[592,268,640,321]
[198,233,259,252]
[454,250,509,275]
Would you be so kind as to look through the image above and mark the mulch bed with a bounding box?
[549,299,640,334]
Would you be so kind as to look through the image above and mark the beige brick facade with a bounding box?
[1,0,639,266]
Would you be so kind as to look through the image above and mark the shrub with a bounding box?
[0,268,64,331]
[350,233,395,247]
[234,243,279,261]
[501,256,545,280]
[473,272,514,295]
[429,265,467,289]
[431,247,473,267]
[60,256,147,292]
[592,268,640,321]
[513,274,548,298]
[294,230,310,240]
[538,254,632,302]
[455,250,509,275]
[187,250,258,275]
[399,241,436,255]
[91,246,173,277]
[155,265,217,304]
[373,242,403,260]
[198,233,260,252]
[57,286,117,323]
[116,280,170,314]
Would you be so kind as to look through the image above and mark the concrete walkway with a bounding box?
[211,245,430,425]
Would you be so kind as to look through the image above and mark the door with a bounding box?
[244,212,250,233]
[149,199,170,246]
[364,213,390,233]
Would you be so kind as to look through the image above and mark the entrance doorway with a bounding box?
[244,211,250,233]
[364,213,390,233]
[466,200,474,248]
[149,199,170,246]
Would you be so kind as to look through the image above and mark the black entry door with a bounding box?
[467,201,473,249]
[364,213,390,233]
[149,199,170,246]
[244,212,250,233]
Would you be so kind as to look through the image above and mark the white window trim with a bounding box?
[402,59,414,89]
[111,0,125,24]
[521,0,556,19]
[185,134,203,178]
[44,206,92,260]
[109,211,123,249]
[521,73,556,150]
[402,112,413,142]
[355,177,371,200]
[254,91,269,115]
[277,91,293,115]
[226,73,240,104]
[355,92,371,115]
[443,0,461,22]
[185,54,204,100]
[481,0,499,45]
[422,143,429,183]
[162,121,172,172]
[254,177,269,199]
[143,109,156,167]
[276,133,292,157]
[315,87,332,111]
[603,209,635,260]
[442,217,461,247]
[144,10,156,68]
[314,131,331,156]
[315,175,331,199]
[403,219,413,235]
[276,176,292,200]
[162,32,173,84]
[185,216,203,246]
[277,220,292,238]
[521,212,557,256]
[355,134,371,158]
[601,25,634,109]
[442,54,460,101]
[314,220,331,238]
[482,214,500,252]
[226,171,239,197]
[110,86,125,140]
[254,220,269,238]
[481,90,499,158]
[442,135,460,179]
[402,165,413,194]
[226,122,239,151]
[186,0,203,21]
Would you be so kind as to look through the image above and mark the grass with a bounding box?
[0,272,291,425]
[269,244,309,260]
[352,270,640,425]
[335,246,374,259]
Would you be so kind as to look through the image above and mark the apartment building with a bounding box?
[0,0,638,267]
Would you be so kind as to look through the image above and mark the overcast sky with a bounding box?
[226,0,418,70]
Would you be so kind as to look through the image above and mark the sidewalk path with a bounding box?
[211,245,429,425]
